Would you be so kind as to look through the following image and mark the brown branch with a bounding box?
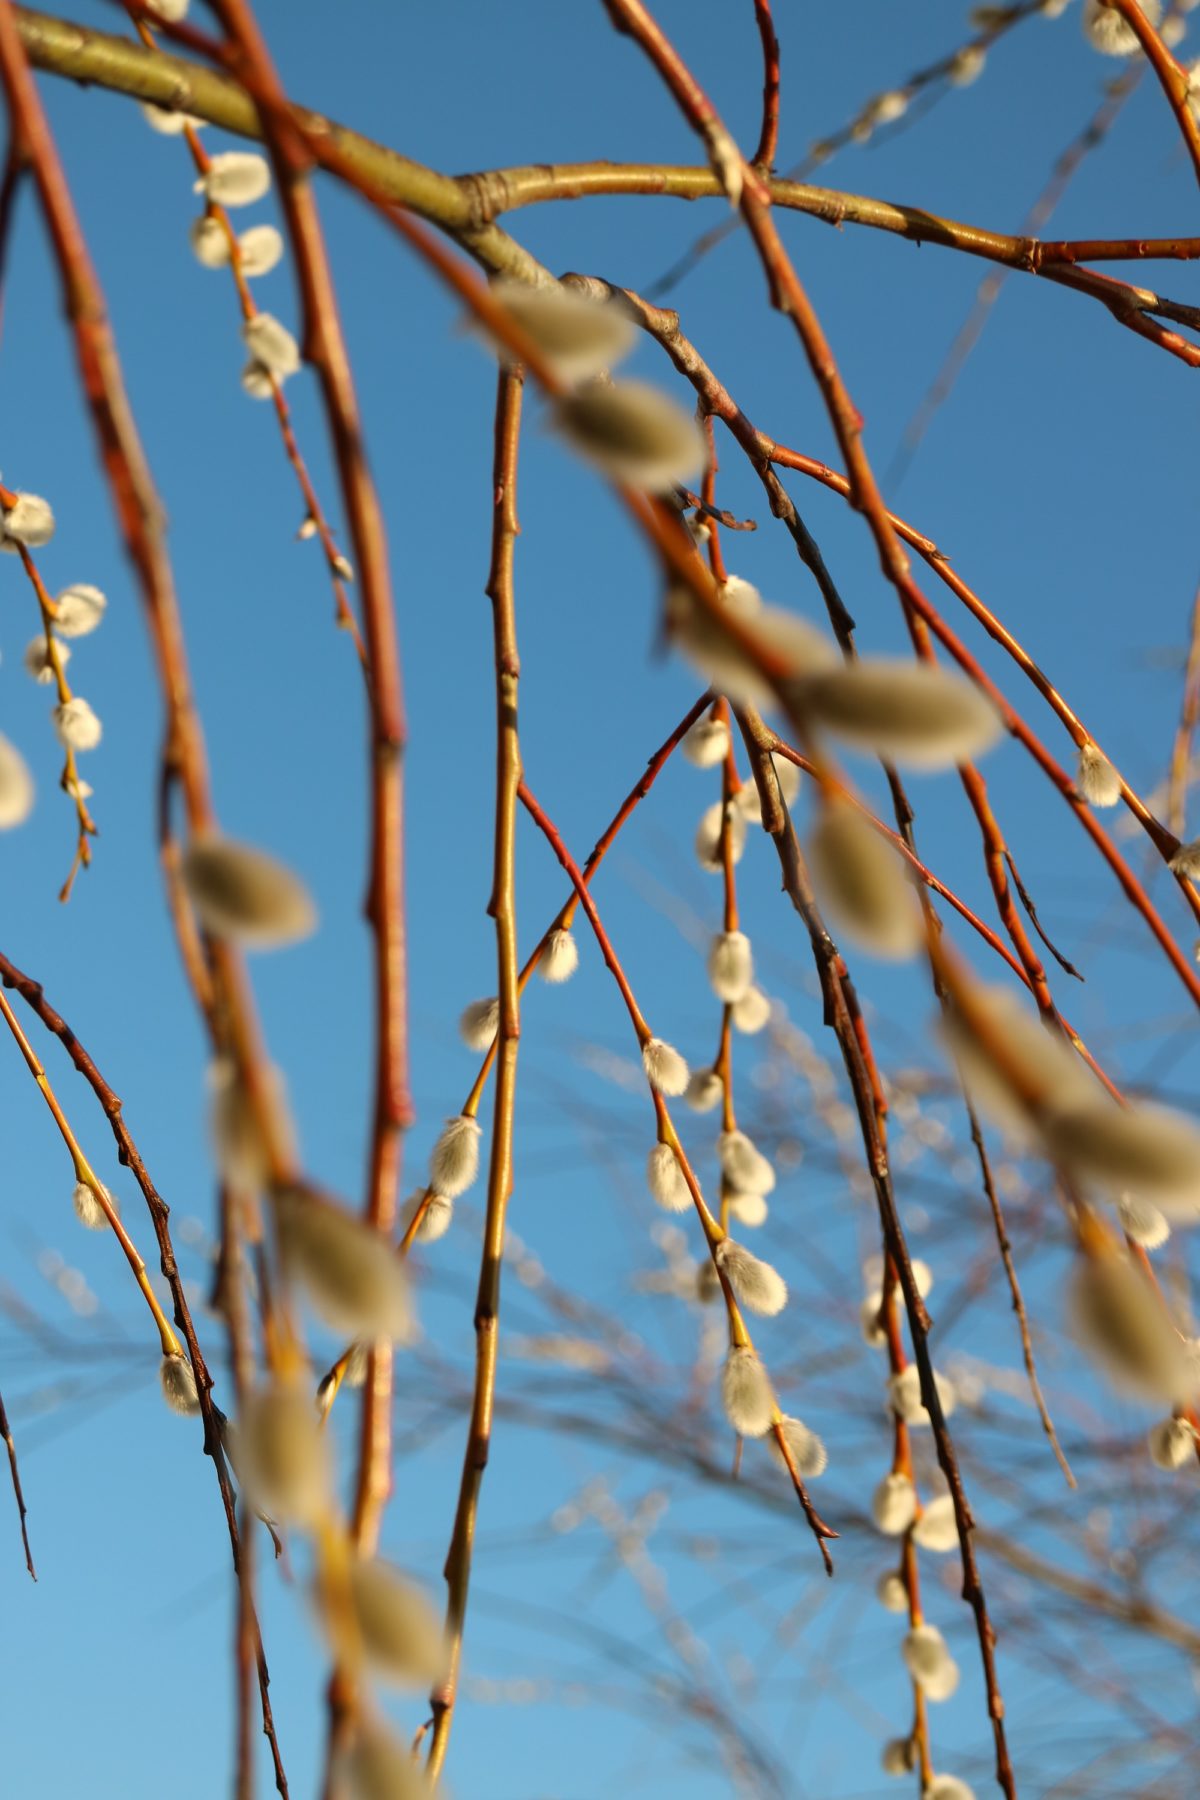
[749,0,780,170]
[0,1375,34,1578]
[1101,0,1200,189]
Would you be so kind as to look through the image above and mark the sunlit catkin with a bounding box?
[902,1623,960,1701]
[695,800,747,872]
[0,491,55,548]
[682,716,730,768]
[647,1142,690,1212]
[243,313,301,379]
[871,1472,917,1535]
[238,1381,332,1525]
[1148,1417,1195,1470]
[160,1352,201,1416]
[181,834,316,949]
[399,1188,453,1243]
[667,589,837,707]
[1082,0,1159,53]
[707,930,754,1003]
[731,986,770,1034]
[341,1556,444,1686]
[238,225,285,278]
[340,1720,430,1800]
[768,1414,828,1477]
[1117,1193,1170,1250]
[881,1738,915,1776]
[24,635,69,685]
[720,1346,774,1436]
[537,927,579,984]
[728,1190,768,1228]
[1076,741,1122,807]
[912,1494,960,1552]
[925,1775,976,1800]
[1069,1246,1191,1402]
[717,1129,776,1195]
[73,1179,114,1231]
[430,1114,482,1197]
[795,660,1000,769]
[490,281,635,384]
[195,151,271,207]
[642,1036,689,1097]
[1041,1097,1200,1215]
[808,803,921,960]
[209,1056,292,1192]
[274,1186,412,1341]
[684,1069,723,1114]
[875,1568,909,1612]
[0,736,34,829]
[53,583,107,637]
[190,216,230,268]
[52,697,102,752]
[552,380,706,491]
[715,1238,787,1316]
[459,996,500,1050]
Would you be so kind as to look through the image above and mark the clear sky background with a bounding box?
[2,3,1200,1798]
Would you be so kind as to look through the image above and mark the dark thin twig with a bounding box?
[0,1376,34,1577]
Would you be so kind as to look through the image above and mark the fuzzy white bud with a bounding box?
[339,1720,430,1800]
[52,697,102,752]
[720,1346,774,1436]
[489,281,636,385]
[647,1142,690,1212]
[243,312,301,378]
[1076,741,1121,807]
[871,1472,917,1535]
[237,1381,332,1525]
[717,1130,776,1195]
[1083,0,1159,54]
[73,1179,114,1231]
[141,101,200,135]
[1170,837,1200,881]
[882,1737,915,1776]
[552,380,706,492]
[684,1068,724,1114]
[642,1036,689,1096]
[809,803,921,959]
[861,1291,887,1347]
[667,588,837,708]
[715,1237,787,1316]
[0,736,34,829]
[682,716,730,768]
[707,929,754,1003]
[728,1190,768,1228]
[241,361,275,399]
[1070,1247,1191,1402]
[195,151,271,207]
[146,0,190,17]
[340,1557,444,1687]
[887,1363,957,1426]
[0,491,55,549]
[731,986,771,1034]
[876,1568,909,1612]
[430,1114,481,1197]
[768,1414,827,1477]
[1041,1097,1200,1216]
[925,1776,976,1800]
[903,1623,960,1700]
[1148,1416,1195,1470]
[400,1188,453,1244]
[797,659,1001,770]
[238,224,285,278]
[24,635,68,685]
[190,215,231,267]
[704,119,744,208]
[459,996,499,1051]
[537,927,579,984]
[948,45,986,84]
[53,584,107,637]
[695,800,747,871]
[275,1186,412,1342]
[208,1056,293,1193]
[1117,1193,1170,1250]
[912,1494,960,1552]
[182,834,316,949]
[160,1351,201,1415]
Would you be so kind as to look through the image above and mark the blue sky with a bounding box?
[2,3,1199,1797]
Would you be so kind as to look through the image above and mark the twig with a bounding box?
[0,1376,34,1578]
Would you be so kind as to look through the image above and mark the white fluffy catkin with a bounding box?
[720,1346,774,1436]
[196,151,271,207]
[647,1143,690,1213]
[537,927,579,984]
[717,1129,775,1195]
[459,996,500,1050]
[715,1238,787,1316]
[52,698,102,752]
[1076,741,1121,807]
[871,1472,917,1535]
[684,1069,724,1114]
[707,930,754,1003]
[768,1414,827,1478]
[682,716,730,768]
[489,281,635,385]
[399,1188,453,1244]
[53,583,107,637]
[642,1036,689,1096]
[342,1556,444,1687]
[160,1352,201,1416]
[1148,1416,1195,1470]
[182,835,316,949]
[0,737,34,830]
[551,380,706,492]
[876,1569,908,1613]
[0,491,55,548]
[1117,1193,1170,1250]
[274,1187,412,1342]
[73,1179,114,1231]
[912,1494,959,1552]
[902,1623,960,1701]
[430,1114,482,1197]
[732,986,770,1034]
